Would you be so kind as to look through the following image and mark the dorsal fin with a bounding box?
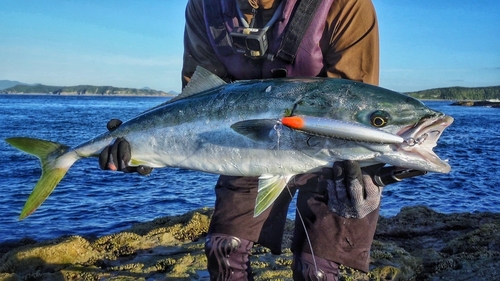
[141,66,227,113]
[169,66,227,103]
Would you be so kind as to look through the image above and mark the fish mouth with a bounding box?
[396,115,454,173]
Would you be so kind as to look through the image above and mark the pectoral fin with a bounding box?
[230,119,279,142]
[254,174,294,217]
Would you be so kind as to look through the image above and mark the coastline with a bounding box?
[3,93,498,105]
[450,100,500,108]
[1,206,499,281]
[0,93,176,98]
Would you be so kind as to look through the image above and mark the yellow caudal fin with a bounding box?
[5,137,76,219]
[254,174,294,217]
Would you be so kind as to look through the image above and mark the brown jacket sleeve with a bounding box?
[323,0,380,85]
[181,0,228,88]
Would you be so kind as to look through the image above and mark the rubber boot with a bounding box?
[292,252,340,281]
[205,233,254,281]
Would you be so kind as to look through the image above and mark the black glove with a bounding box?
[98,119,153,176]
[323,161,426,219]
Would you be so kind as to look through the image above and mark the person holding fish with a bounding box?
[99,0,424,280]
[3,0,450,279]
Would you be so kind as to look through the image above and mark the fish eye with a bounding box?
[370,111,390,127]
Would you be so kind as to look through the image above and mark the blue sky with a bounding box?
[1,0,499,93]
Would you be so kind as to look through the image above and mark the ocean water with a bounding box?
[0,95,499,243]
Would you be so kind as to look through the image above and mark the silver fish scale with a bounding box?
[6,70,453,219]
[74,77,450,176]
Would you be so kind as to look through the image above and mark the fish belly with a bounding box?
[124,120,328,176]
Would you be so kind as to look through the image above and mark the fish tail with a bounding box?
[5,137,76,220]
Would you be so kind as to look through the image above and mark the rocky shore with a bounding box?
[451,100,500,108]
[1,206,499,281]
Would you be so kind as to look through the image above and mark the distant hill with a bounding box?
[0,80,27,90]
[2,80,498,100]
[405,85,500,100]
[1,83,175,97]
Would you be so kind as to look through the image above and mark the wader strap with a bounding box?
[275,0,323,63]
[203,0,234,56]
[204,0,322,63]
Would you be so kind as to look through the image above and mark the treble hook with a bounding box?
[404,133,429,147]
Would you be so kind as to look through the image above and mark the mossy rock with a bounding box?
[0,236,98,274]
[2,207,500,281]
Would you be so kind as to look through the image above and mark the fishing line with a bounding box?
[274,123,320,278]
[274,123,282,152]
[285,185,320,278]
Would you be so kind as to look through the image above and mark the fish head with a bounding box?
[292,79,453,173]
[384,113,454,173]
[351,83,454,173]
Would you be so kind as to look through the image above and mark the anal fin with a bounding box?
[254,174,294,217]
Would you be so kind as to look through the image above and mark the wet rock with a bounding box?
[0,206,499,280]
[373,206,500,280]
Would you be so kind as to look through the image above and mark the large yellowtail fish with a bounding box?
[6,67,453,219]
